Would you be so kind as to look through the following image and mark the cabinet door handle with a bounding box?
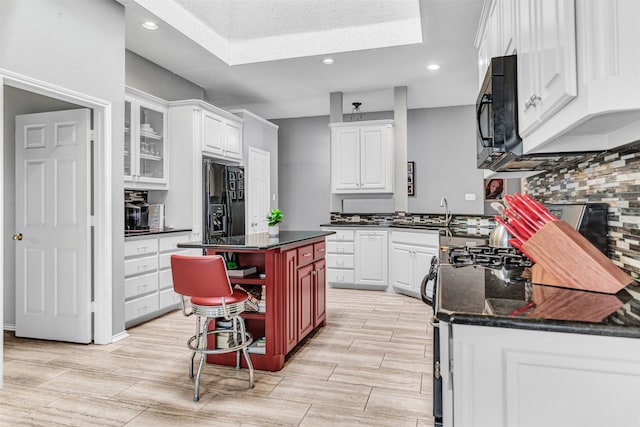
[434,361,441,380]
[303,253,312,257]
[318,248,325,252]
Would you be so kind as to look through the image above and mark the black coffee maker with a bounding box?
[125,201,150,230]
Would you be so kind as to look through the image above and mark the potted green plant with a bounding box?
[266,209,283,237]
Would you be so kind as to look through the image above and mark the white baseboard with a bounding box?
[110,330,129,343]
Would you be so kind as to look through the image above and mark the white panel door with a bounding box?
[247,146,270,234]
[15,109,91,343]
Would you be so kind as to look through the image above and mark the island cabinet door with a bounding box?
[313,259,326,327]
[297,263,315,340]
[284,249,298,354]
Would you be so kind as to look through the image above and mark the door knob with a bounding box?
[251,221,258,227]
[12,233,23,241]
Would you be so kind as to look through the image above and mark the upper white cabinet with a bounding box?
[124,88,169,189]
[201,107,242,161]
[516,0,577,136]
[171,99,243,163]
[477,0,640,154]
[329,120,394,194]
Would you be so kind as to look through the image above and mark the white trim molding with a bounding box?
[0,69,113,349]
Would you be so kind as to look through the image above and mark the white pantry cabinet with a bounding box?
[124,88,169,189]
[439,321,640,427]
[390,230,439,298]
[329,120,394,194]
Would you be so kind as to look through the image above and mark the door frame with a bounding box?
[0,70,113,365]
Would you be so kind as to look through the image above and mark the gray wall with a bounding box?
[1,0,126,334]
[126,50,204,101]
[2,87,81,326]
[274,105,490,229]
[272,116,331,230]
[407,105,485,214]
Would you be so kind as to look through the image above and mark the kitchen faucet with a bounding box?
[440,197,452,226]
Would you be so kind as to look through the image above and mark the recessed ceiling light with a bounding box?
[427,64,440,71]
[322,58,335,65]
[141,21,159,30]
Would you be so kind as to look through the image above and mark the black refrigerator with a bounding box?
[203,158,245,238]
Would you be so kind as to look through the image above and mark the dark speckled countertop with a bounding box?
[436,264,640,339]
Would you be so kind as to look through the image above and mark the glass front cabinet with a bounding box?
[125,88,169,189]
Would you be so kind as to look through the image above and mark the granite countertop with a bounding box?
[125,227,192,238]
[436,264,640,339]
[177,230,334,250]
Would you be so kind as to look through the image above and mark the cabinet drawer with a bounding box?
[391,231,439,247]
[124,255,158,277]
[159,288,182,309]
[124,238,158,257]
[326,254,354,269]
[158,233,191,252]
[327,241,354,254]
[327,269,355,284]
[158,268,174,290]
[314,241,326,259]
[125,293,159,322]
[327,229,355,241]
[298,245,314,266]
[125,272,158,299]
[159,249,191,270]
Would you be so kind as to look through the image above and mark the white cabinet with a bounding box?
[440,322,640,427]
[323,227,388,290]
[329,120,394,194]
[476,0,517,85]
[124,88,169,189]
[201,107,243,161]
[390,230,439,298]
[324,229,356,286]
[516,0,577,136]
[478,0,640,154]
[124,232,196,326]
[354,230,388,288]
[166,100,244,240]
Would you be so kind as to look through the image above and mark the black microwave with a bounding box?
[476,55,522,170]
[476,55,595,172]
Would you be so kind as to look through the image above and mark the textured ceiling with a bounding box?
[120,0,483,119]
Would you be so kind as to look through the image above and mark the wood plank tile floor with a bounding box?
[1,288,435,426]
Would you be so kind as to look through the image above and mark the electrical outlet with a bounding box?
[465,193,476,201]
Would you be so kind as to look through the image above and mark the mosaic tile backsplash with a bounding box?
[523,140,640,282]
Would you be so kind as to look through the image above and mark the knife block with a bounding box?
[529,284,624,322]
[523,220,632,294]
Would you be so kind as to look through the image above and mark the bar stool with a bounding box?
[170,254,254,401]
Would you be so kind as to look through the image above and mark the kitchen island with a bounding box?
[435,263,640,427]
[177,230,334,371]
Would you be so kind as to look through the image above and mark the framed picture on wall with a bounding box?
[407,162,415,196]
[484,178,506,200]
